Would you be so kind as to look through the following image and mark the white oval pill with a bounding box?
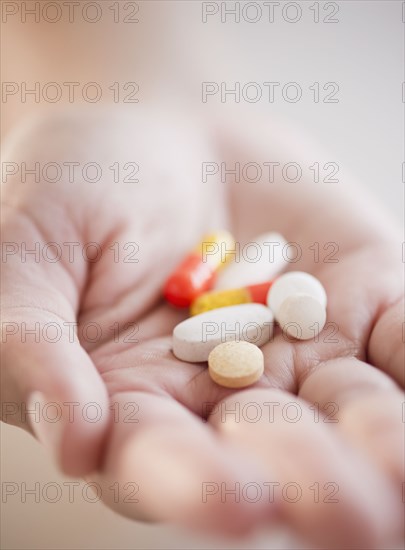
[172,303,274,362]
[214,232,288,290]
[267,271,327,318]
[277,293,326,340]
[208,341,264,388]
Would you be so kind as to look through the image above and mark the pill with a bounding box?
[214,232,288,290]
[267,271,327,318]
[164,230,235,307]
[208,341,264,388]
[172,303,274,362]
[277,293,327,340]
[190,280,273,316]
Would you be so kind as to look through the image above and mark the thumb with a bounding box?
[1,200,110,477]
[1,305,110,477]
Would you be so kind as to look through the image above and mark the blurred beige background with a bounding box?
[1,1,403,548]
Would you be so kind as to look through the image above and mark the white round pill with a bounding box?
[267,271,327,318]
[277,293,326,340]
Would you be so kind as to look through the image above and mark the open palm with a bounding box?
[2,107,403,548]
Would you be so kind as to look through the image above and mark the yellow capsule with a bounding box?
[190,287,251,316]
[191,281,274,316]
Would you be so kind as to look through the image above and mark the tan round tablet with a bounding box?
[208,341,264,389]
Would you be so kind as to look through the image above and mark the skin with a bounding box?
[1,106,404,549]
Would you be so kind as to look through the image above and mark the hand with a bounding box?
[1,107,403,548]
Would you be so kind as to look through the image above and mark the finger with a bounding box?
[1,208,109,476]
[208,388,401,549]
[299,357,405,488]
[92,391,276,537]
[368,297,405,387]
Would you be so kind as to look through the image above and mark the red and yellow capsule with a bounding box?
[163,230,235,308]
[190,280,274,316]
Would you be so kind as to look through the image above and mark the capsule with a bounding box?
[164,230,235,308]
[190,280,273,316]
[214,232,288,290]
